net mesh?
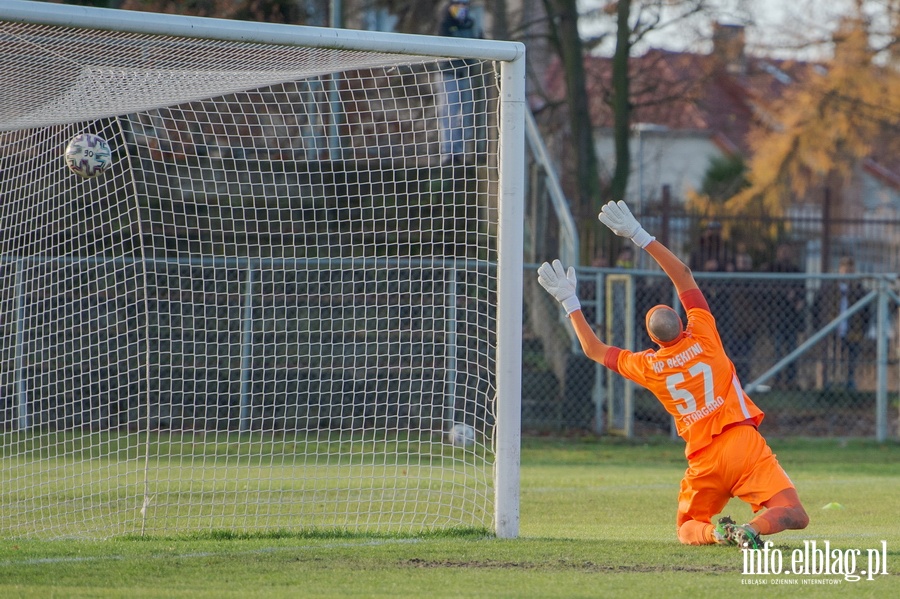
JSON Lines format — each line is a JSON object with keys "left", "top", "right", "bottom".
{"left": 1, "top": 21, "right": 432, "bottom": 130}
{"left": 0, "top": 17, "right": 499, "bottom": 539}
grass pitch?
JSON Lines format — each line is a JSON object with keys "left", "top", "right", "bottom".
{"left": 1, "top": 436, "right": 898, "bottom": 598}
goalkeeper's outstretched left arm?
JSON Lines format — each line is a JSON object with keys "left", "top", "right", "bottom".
{"left": 536, "top": 259, "right": 613, "bottom": 364}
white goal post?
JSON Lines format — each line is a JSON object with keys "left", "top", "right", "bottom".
{"left": 0, "top": 0, "right": 524, "bottom": 539}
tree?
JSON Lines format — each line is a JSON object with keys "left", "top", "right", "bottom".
{"left": 726, "top": 1, "right": 900, "bottom": 218}
{"left": 605, "top": 0, "right": 713, "bottom": 207}
{"left": 542, "top": 0, "right": 606, "bottom": 262}
{"left": 607, "top": 0, "right": 633, "bottom": 208}
{"left": 538, "top": 0, "right": 724, "bottom": 262}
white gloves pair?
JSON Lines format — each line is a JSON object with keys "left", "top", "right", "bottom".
{"left": 537, "top": 201, "right": 655, "bottom": 315}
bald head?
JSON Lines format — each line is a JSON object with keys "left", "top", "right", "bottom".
{"left": 646, "top": 305, "right": 683, "bottom": 346}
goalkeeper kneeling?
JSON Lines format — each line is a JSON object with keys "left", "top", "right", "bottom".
{"left": 537, "top": 200, "right": 809, "bottom": 548}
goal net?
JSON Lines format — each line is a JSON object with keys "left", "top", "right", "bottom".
{"left": 0, "top": 1, "right": 524, "bottom": 539}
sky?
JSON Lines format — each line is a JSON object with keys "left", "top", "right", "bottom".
{"left": 577, "top": 0, "right": 886, "bottom": 61}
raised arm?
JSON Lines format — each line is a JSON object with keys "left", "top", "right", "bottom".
{"left": 567, "top": 307, "right": 612, "bottom": 364}
{"left": 598, "top": 200, "right": 698, "bottom": 295}
{"left": 643, "top": 239, "right": 698, "bottom": 295}
{"left": 536, "top": 260, "right": 613, "bottom": 364}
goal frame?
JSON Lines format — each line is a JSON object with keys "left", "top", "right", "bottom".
{"left": 0, "top": 0, "right": 524, "bottom": 539}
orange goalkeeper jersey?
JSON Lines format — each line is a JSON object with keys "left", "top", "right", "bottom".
{"left": 606, "top": 289, "right": 764, "bottom": 458}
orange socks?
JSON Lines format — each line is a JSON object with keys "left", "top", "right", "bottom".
{"left": 678, "top": 520, "right": 716, "bottom": 545}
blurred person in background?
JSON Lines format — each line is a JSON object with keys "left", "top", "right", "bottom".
{"left": 725, "top": 248, "right": 758, "bottom": 383}
{"left": 813, "top": 256, "right": 871, "bottom": 391}
{"left": 615, "top": 245, "right": 635, "bottom": 268}
{"left": 437, "top": 0, "right": 482, "bottom": 165}
{"left": 767, "top": 244, "right": 806, "bottom": 390}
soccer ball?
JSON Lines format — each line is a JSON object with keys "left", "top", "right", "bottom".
{"left": 448, "top": 423, "right": 476, "bottom": 448}
{"left": 64, "top": 133, "right": 112, "bottom": 179}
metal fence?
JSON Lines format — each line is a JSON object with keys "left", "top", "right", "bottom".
{"left": 637, "top": 209, "right": 900, "bottom": 276}
{"left": 4, "top": 257, "right": 898, "bottom": 442}
{"left": 523, "top": 266, "right": 900, "bottom": 441}
{"left": 0, "top": 256, "right": 497, "bottom": 438}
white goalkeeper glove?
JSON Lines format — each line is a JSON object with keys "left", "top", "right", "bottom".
{"left": 598, "top": 200, "right": 655, "bottom": 248}
{"left": 537, "top": 259, "right": 581, "bottom": 315}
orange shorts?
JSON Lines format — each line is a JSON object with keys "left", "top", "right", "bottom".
{"left": 676, "top": 424, "right": 795, "bottom": 527}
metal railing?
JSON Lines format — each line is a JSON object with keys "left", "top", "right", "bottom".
{"left": 524, "top": 109, "right": 579, "bottom": 268}
{"left": 523, "top": 266, "right": 900, "bottom": 441}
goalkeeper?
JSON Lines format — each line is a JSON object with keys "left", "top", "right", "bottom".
{"left": 537, "top": 200, "right": 809, "bottom": 548}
